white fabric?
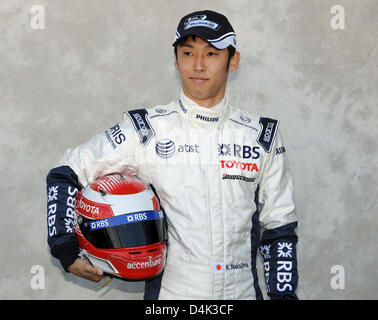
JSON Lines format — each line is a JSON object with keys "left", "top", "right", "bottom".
{"left": 55, "top": 89, "right": 297, "bottom": 299}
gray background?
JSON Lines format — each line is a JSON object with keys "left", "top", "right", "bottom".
{"left": 1, "top": 0, "right": 377, "bottom": 300}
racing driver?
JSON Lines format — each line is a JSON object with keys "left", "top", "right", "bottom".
{"left": 46, "top": 9, "right": 299, "bottom": 300}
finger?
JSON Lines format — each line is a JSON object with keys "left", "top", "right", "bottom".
{"left": 81, "top": 260, "right": 98, "bottom": 273}
{"left": 79, "top": 259, "right": 105, "bottom": 280}
{"left": 89, "top": 266, "right": 104, "bottom": 276}
{"left": 85, "top": 274, "right": 104, "bottom": 282}
{"left": 84, "top": 264, "right": 104, "bottom": 277}
{"left": 89, "top": 274, "right": 105, "bottom": 282}
{"left": 93, "top": 266, "right": 103, "bottom": 276}
{"left": 82, "top": 269, "right": 105, "bottom": 282}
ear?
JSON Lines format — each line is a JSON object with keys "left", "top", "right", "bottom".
{"left": 228, "top": 51, "right": 240, "bottom": 72}
{"left": 174, "top": 57, "right": 179, "bottom": 70}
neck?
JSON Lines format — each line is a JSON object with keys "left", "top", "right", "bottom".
{"left": 182, "top": 86, "right": 226, "bottom": 108}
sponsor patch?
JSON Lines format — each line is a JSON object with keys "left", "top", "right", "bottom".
{"left": 76, "top": 194, "right": 113, "bottom": 219}
{"left": 155, "top": 139, "right": 175, "bottom": 159}
{"left": 126, "top": 109, "right": 155, "bottom": 147}
{"left": 89, "top": 210, "right": 163, "bottom": 230}
{"left": 127, "top": 257, "right": 162, "bottom": 270}
{"left": 178, "top": 144, "right": 199, "bottom": 153}
{"left": 276, "top": 146, "right": 286, "bottom": 155}
{"left": 47, "top": 185, "right": 78, "bottom": 236}
{"left": 105, "top": 123, "right": 126, "bottom": 149}
{"left": 222, "top": 174, "right": 256, "bottom": 183}
{"left": 184, "top": 14, "right": 220, "bottom": 31}
{"left": 195, "top": 113, "right": 219, "bottom": 122}
{"left": 220, "top": 160, "right": 259, "bottom": 172}
{"left": 218, "top": 144, "right": 260, "bottom": 159}
{"left": 257, "top": 117, "right": 279, "bottom": 153}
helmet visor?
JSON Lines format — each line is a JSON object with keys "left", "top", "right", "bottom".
{"left": 77, "top": 210, "right": 167, "bottom": 249}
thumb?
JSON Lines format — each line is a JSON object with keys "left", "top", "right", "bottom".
{"left": 83, "top": 260, "right": 104, "bottom": 276}
{"left": 94, "top": 267, "right": 104, "bottom": 276}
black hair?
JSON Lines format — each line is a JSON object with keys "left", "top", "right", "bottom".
{"left": 174, "top": 35, "right": 236, "bottom": 69}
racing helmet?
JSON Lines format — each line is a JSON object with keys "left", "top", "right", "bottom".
{"left": 74, "top": 173, "right": 167, "bottom": 281}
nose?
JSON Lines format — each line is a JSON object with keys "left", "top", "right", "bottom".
{"left": 193, "top": 54, "right": 205, "bottom": 72}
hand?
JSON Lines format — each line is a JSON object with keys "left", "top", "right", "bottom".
{"left": 68, "top": 257, "right": 105, "bottom": 282}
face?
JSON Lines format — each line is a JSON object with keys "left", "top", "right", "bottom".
{"left": 175, "top": 36, "right": 240, "bottom": 108}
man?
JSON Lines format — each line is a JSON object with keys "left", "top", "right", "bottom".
{"left": 46, "top": 9, "right": 299, "bottom": 300}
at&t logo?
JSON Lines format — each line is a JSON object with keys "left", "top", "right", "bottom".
{"left": 155, "top": 139, "right": 175, "bottom": 159}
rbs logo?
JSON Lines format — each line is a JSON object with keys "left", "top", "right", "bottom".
{"left": 218, "top": 143, "right": 260, "bottom": 159}
{"left": 105, "top": 123, "right": 126, "bottom": 149}
{"left": 127, "top": 212, "right": 148, "bottom": 223}
{"left": 109, "top": 124, "right": 126, "bottom": 145}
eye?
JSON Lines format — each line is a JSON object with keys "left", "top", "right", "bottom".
{"left": 183, "top": 51, "right": 193, "bottom": 56}
{"left": 207, "top": 51, "right": 218, "bottom": 56}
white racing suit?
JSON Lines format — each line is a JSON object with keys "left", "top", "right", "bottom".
{"left": 46, "top": 89, "right": 298, "bottom": 300}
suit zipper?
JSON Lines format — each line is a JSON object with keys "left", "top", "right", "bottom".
{"left": 204, "top": 125, "right": 214, "bottom": 299}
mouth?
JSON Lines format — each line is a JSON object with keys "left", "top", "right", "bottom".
{"left": 190, "top": 77, "right": 209, "bottom": 84}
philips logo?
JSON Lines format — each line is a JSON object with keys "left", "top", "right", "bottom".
{"left": 196, "top": 114, "right": 219, "bottom": 122}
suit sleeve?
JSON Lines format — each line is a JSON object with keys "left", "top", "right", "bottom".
{"left": 257, "top": 119, "right": 299, "bottom": 300}
{"left": 46, "top": 116, "right": 140, "bottom": 271}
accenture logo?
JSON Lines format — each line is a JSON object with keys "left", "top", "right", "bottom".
{"left": 155, "top": 139, "right": 175, "bottom": 159}
{"left": 127, "top": 257, "right": 162, "bottom": 270}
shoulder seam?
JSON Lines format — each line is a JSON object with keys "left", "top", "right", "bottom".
{"left": 149, "top": 110, "right": 179, "bottom": 119}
